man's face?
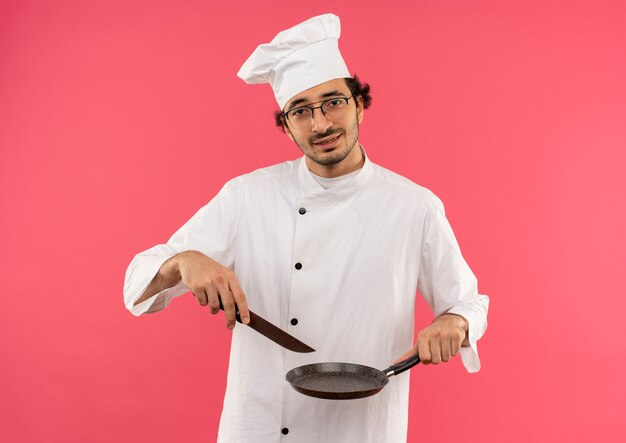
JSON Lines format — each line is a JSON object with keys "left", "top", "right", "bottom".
{"left": 282, "top": 78, "right": 364, "bottom": 168}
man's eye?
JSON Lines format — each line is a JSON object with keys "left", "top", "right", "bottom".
{"left": 327, "top": 99, "right": 343, "bottom": 107}
{"left": 291, "top": 109, "right": 307, "bottom": 117}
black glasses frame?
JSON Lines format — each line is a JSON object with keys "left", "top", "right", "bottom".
{"left": 281, "top": 96, "right": 354, "bottom": 123}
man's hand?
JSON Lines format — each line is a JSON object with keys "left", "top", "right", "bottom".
{"left": 394, "top": 314, "right": 469, "bottom": 365}
{"left": 176, "top": 251, "right": 250, "bottom": 329}
{"left": 143, "top": 250, "right": 249, "bottom": 329}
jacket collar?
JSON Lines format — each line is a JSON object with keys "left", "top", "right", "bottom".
{"left": 297, "top": 144, "right": 374, "bottom": 201}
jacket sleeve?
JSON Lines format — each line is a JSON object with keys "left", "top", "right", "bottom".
{"left": 123, "top": 179, "right": 243, "bottom": 316}
{"left": 416, "top": 193, "right": 489, "bottom": 373}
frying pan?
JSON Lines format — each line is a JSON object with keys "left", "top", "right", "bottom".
{"left": 285, "top": 353, "right": 421, "bottom": 400}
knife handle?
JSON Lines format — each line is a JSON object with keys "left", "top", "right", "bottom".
{"left": 218, "top": 297, "right": 243, "bottom": 323}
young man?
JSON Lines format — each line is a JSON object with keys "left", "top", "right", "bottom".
{"left": 125, "top": 14, "right": 489, "bottom": 443}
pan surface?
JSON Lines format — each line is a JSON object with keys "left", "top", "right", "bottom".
{"left": 286, "top": 362, "right": 389, "bottom": 400}
{"left": 286, "top": 353, "right": 421, "bottom": 400}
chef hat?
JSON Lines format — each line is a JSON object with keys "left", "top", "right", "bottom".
{"left": 237, "top": 13, "right": 351, "bottom": 110}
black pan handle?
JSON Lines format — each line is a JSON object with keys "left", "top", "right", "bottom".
{"left": 218, "top": 297, "right": 242, "bottom": 323}
{"left": 382, "top": 352, "right": 421, "bottom": 378}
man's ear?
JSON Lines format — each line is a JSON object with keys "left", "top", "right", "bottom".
{"left": 356, "top": 96, "right": 364, "bottom": 124}
{"left": 283, "top": 118, "right": 295, "bottom": 142}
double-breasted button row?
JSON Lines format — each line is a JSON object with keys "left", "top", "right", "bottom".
{"left": 295, "top": 209, "right": 304, "bottom": 269}
{"left": 291, "top": 207, "right": 304, "bottom": 369}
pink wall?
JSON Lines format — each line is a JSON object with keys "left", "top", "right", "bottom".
{"left": 1, "top": 1, "right": 625, "bottom": 441}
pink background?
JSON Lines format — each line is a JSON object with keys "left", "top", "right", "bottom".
{"left": 1, "top": 0, "right": 625, "bottom": 441}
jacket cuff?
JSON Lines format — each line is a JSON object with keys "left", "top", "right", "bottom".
{"left": 124, "top": 253, "right": 182, "bottom": 316}
{"left": 129, "top": 280, "right": 188, "bottom": 316}
{"left": 446, "top": 306, "right": 482, "bottom": 373}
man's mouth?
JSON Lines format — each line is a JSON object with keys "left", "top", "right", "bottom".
{"left": 312, "top": 133, "right": 342, "bottom": 148}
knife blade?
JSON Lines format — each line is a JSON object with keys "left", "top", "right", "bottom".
{"left": 219, "top": 300, "right": 315, "bottom": 353}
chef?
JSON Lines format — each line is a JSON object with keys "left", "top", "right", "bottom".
{"left": 124, "top": 13, "right": 489, "bottom": 443}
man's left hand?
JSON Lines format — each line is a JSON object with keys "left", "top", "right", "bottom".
{"left": 393, "top": 314, "right": 469, "bottom": 365}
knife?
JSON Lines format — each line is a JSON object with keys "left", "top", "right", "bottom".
{"left": 219, "top": 299, "right": 315, "bottom": 353}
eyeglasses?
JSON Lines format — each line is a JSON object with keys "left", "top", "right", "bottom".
{"left": 282, "top": 96, "right": 354, "bottom": 130}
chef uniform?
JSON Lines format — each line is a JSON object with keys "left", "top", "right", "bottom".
{"left": 124, "top": 14, "right": 489, "bottom": 443}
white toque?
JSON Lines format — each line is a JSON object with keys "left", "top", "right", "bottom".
{"left": 237, "top": 13, "right": 351, "bottom": 110}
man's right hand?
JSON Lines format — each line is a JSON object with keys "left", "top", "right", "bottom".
{"left": 135, "top": 250, "right": 250, "bottom": 329}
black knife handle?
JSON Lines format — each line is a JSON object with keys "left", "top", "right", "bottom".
{"left": 218, "top": 297, "right": 242, "bottom": 323}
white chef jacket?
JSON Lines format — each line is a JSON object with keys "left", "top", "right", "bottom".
{"left": 124, "top": 152, "right": 489, "bottom": 443}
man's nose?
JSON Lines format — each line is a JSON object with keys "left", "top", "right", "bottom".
{"left": 310, "top": 107, "right": 333, "bottom": 133}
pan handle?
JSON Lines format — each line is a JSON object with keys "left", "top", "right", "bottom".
{"left": 382, "top": 353, "right": 421, "bottom": 377}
